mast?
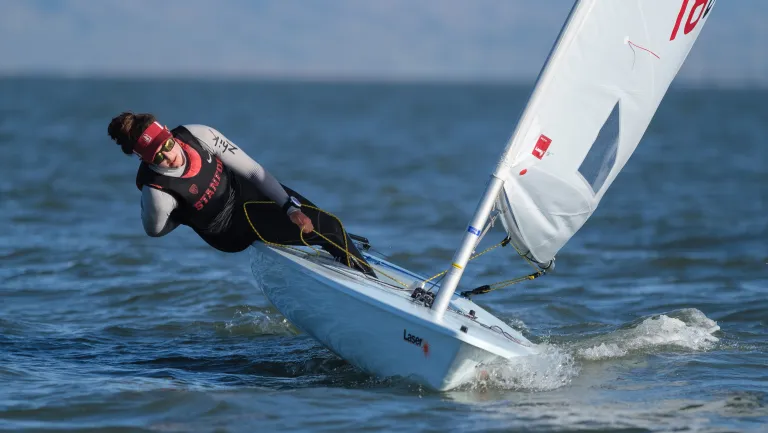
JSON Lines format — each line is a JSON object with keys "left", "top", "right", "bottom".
{"left": 432, "top": 0, "right": 715, "bottom": 322}
{"left": 430, "top": 5, "right": 583, "bottom": 322}
{"left": 431, "top": 176, "right": 505, "bottom": 321}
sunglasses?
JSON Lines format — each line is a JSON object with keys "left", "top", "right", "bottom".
{"left": 152, "top": 138, "right": 176, "bottom": 165}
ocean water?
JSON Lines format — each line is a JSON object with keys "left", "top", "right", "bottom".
{"left": 0, "top": 78, "right": 766, "bottom": 432}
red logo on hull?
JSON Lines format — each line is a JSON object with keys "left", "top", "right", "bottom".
{"left": 532, "top": 134, "right": 551, "bottom": 160}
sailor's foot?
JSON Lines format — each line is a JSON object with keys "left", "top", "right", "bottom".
{"left": 355, "top": 261, "right": 377, "bottom": 279}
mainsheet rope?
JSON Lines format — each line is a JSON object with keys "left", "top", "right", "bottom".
{"left": 243, "top": 201, "right": 546, "bottom": 297}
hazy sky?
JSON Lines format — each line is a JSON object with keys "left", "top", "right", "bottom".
{"left": 1, "top": 0, "right": 765, "bottom": 85}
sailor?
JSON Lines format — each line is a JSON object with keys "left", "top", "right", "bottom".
{"left": 107, "top": 111, "right": 375, "bottom": 277}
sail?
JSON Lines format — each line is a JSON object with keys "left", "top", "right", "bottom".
{"left": 493, "top": 0, "right": 716, "bottom": 264}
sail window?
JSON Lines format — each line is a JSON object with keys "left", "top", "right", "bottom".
{"left": 578, "top": 102, "right": 620, "bottom": 193}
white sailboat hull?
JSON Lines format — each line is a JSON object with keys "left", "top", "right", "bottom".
{"left": 249, "top": 243, "right": 538, "bottom": 391}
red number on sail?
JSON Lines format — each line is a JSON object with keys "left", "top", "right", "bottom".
{"left": 670, "top": 0, "right": 708, "bottom": 41}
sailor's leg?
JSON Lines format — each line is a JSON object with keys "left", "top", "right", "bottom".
{"left": 244, "top": 186, "right": 376, "bottom": 277}
{"left": 281, "top": 187, "right": 376, "bottom": 278}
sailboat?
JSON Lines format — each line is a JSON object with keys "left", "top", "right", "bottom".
{"left": 250, "top": 0, "right": 716, "bottom": 391}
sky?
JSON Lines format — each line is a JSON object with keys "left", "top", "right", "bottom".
{"left": 1, "top": 0, "right": 766, "bottom": 86}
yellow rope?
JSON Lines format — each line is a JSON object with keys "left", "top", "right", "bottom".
{"left": 489, "top": 272, "right": 543, "bottom": 290}
{"left": 243, "top": 201, "right": 410, "bottom": 288}
{"left": 421, "top": 240, "right": 506, "bottom": 284}
{"left": 243, "top": 201, "right": 544, "bottom": 294}
{"left": 511, "top": 243, "right": 543, "bottom": 272}
{"left": 419, "top": 235, "right": 546, "bottom": 294}
{"left": 242, "top": 201, "right": 313, "bottom": 255}
{"left": 474, "top": 238, "right": 546, "bottom": 292}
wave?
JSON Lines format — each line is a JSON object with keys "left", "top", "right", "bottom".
{"left": 459, "top": 308, "right": 719, "bottom": 391}
{"left": 223, "top": 306, "right": 299, "bottom": 336}
{"left": 574, "top": 308, "right": 720, "bottom": 360}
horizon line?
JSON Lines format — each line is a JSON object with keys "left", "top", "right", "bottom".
{"left": 0, "top": 70, "right": 765, "bottom": 90}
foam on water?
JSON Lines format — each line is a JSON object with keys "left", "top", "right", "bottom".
{"left": 575, "top": 308, "right": 720, "bottom": 361}
{"left": 469, "top": 344, "right": 579, "bottom": 391}
{"left": 461, "top": 308, "right": 720, "bottom": 391}
{"left": 224, "top": 307, "right": 298, "bottom": 336}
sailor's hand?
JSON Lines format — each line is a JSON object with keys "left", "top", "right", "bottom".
{"left": 289, "top": 211, "right": 314, "bottom": 234}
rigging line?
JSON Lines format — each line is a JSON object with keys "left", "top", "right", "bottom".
{"left": 459, "top": 270, "right": 544, "bottom": 299}
{"left": 446, "top": 306, "right": 530, "bottom": 346}
{"left": 243, "top": 201, "right": 410, "bottom": 288}
{"left": 421, "top": 239, "right": 506, "bottom": 286}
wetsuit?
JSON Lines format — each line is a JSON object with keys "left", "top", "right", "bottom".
{"left": 137, "top": 124, "right": 374, "bottom": 276}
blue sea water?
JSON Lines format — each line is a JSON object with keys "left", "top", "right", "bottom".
{"left": 0, "top": 78, "right": 766, "bottom": 432}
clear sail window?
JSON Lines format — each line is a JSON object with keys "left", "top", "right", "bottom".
{"left": 578, "top": 102, "right": 620, "bottom": 193}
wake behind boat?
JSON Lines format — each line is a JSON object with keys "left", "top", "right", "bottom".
{"left": 250, "top": 0, "right": 716, "bottom": 391}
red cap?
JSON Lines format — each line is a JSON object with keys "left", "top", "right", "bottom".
{"left": 134, "top": 121, "right": 172, "bottom": 162}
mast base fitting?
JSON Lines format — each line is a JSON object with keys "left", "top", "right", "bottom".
{"left": 410, "top": 287, "right": 435, "bottom": 308}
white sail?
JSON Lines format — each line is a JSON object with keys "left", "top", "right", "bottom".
{"left": 494, "top": 0, "right": 716, "bottom": 264}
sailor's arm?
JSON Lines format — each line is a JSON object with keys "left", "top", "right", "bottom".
{"left": 184, "top": 124, "right": 300, "bottom": 214}
{"left": 141, "top": 187, "right": 180, "bottom": 237}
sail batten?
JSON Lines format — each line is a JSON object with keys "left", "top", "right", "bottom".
{"left": 493, "top": 0, "right": 715, "bottom": 264}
